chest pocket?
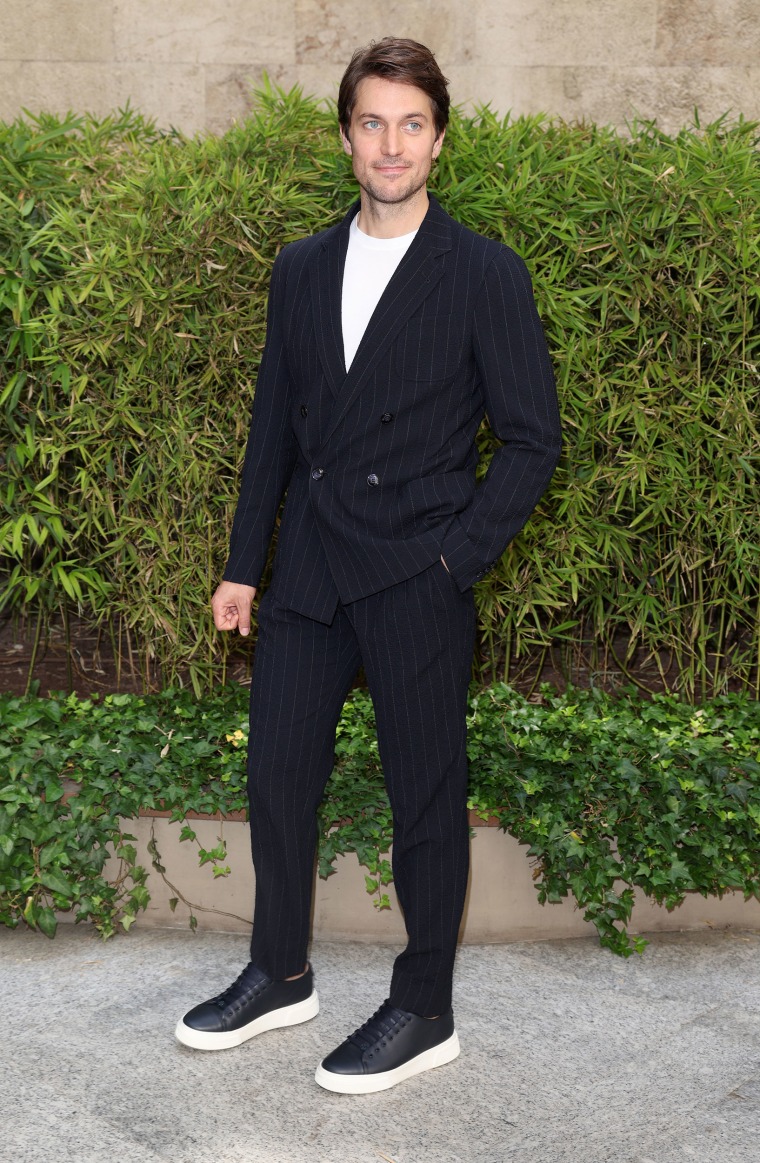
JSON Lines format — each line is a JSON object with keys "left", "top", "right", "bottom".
{"left": 394, "top": 314, "right": 463, "bottom": 381}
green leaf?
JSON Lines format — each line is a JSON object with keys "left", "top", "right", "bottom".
{"left": 36, "top": 907, "right": 58, "bottom": 938}
{"left": 40, "top": 871, "right": 73, "bottom": 897}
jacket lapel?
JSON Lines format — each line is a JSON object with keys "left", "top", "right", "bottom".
{"left": 310, "top": 193, "right": 453, "bottom": 446}
{"left": 309, "top": 206, "right": 354, "bottom": 401}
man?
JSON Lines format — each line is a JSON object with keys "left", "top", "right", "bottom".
{"left": 175, "top": 37, "right": 561, "bottom": 1094}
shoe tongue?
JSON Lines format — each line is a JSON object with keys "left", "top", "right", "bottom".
{"left": 241, "top": 962, "right": 270, "bottom": 984}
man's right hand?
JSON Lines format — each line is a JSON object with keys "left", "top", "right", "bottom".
{"left": 212, "top": 580, "right": 257, "bottom": 637}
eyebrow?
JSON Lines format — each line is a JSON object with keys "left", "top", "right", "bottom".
{"left": 356, "top": 111, "right": 429, "bottom": 120}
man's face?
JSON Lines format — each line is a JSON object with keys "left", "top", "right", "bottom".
{"left": 341, "top": 76, "right": 445, "bottom": 206}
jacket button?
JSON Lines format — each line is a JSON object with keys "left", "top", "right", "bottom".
{"left": 367, "top": 473, "right": 379, "bottom": 486}
{"left": 300, "top": 404, "right": 308, "bottom": 417}
{"left": 311, "top": 467, "right": 324, "bottom": 480}
{"left": 380, "top": 412, "right": 394, "bottom": 423}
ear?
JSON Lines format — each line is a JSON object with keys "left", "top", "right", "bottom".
{"left": 340, "top": 126, "right": 352, "bottom": 155}
{"left": 432, "top": 127, "right": 446, "bottom": 159}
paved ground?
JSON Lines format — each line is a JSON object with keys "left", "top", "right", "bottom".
{"left": 2, "top": 925, "right": 759, "bottom": 1163}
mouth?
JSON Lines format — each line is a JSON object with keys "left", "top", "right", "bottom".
{"left": 374, "top": 165, "right": 411, "bottom": 175}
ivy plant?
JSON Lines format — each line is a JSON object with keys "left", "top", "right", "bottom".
{"left": 1, "top": 682, "right": 758, "bottom": 955}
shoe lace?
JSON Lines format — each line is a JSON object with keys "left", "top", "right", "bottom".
{"left": 212, "top": 962, "right": 268, "bottom": 1009}
{"left": 347, "top": 1000, "right": 412, "bottom": 1053}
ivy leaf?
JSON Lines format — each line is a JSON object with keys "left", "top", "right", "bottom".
{"left": 36, "top": 907, "right": 57, "bottom": 938}
{"left": 40, "top": 870, "right": 73, "bottom": 897}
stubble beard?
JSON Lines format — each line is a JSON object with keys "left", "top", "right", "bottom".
{"left": 357, "top": 161, "right": 432, "bottom": 208}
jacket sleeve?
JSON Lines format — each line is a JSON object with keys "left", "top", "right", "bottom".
{"left": 222, "top": 250, "right": 298, "bottom": 588}
{"left": 440, "top": 245, "right": 562, "bottom": 591}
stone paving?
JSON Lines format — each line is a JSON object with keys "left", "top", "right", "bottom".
{"left": 2, "top": 925, "right": 759, "bottom": 1162}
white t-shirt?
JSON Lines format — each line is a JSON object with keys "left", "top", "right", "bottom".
{"left": 341, "top": 214, "right": 419, "bottom": 371}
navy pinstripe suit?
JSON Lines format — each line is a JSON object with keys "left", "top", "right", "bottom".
{"left": 222, "top": 192, "right": 561, "bottom": 1015}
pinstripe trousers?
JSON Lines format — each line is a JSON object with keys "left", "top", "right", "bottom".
{"left": 245, "top": 554, "right": 477, "bottom": 1017}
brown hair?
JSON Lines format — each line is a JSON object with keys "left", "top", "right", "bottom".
{"left": 338, "top": 37, "right": 450, "bottom": 140}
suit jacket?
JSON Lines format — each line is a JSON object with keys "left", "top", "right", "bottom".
{"left": 222, "top": 192, "right": 562, "bottom": 625}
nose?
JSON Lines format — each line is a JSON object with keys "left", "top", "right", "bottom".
{"left": 381, "top": 125, "right": 402, "bottom": 157}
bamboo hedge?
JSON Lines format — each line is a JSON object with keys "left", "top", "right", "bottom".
{"left": 1, "top": 85, "right": 758, "bottom": 697}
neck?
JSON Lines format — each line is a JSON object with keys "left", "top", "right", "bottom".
{"left": 356, "top": 187, "right": 429, "bottom": 239}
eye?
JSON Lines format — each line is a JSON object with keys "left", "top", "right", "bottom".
{"left": 364, "top": 119, "right": 381, "bottom": 130}
{"left": 405, "top": 121, "right": 423, "bottom": 131}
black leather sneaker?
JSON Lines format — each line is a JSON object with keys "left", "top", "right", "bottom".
{"left": 314, "top": 999, "right": 460, "bottom": 1093}
{"left": 175, "top": 961, "right": 318, "bottom": 1051}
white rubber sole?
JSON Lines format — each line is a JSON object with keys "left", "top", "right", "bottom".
{"left": 174, "top": 989, "right": 319, "bottom": 1051}
{"left": 314, "top": 1029, "right": 460, "bottom": 1094}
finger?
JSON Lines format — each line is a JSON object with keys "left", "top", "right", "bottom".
{"left": 214, "top": 603, "right": 239, "bottom": 631}
{"left": 238, "top": 600, "right": 252, "bottom": 637}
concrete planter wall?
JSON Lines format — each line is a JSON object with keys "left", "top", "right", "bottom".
{"left": 73, "top": 810, "right": 760, "bottom": 944}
